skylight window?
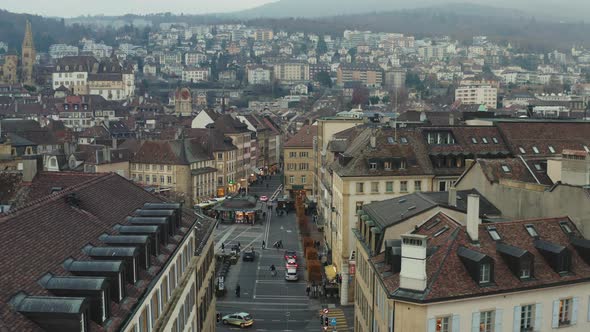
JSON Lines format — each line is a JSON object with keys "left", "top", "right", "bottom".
{"left": 492, "top": 137, "right": 499, "bottom": 144}
{"left": 471, "top": 137, "right": 478, "bottom": 144}
{"left": 534, "top": 164, "right": 542, "bottom": 171}
{"left": 487, "top": 226, "right": 501, "bottom": 241}
{"left": 525, "top": 224, "right": 538, "bottom": 237}
{"left": 482, "top": 137, "right": 489, "bottom": 144}
{"left": 584, "top": 146, "right": 590, "bottom": 153}
{"left": 559, "top": 221, "right": 573, "bottom": 234}
{"left": 398, "top": 199, "right": 407, "bottom": 204}
{"left": 425, "top": 218, "right": 441, "bottom": 230}
{"left": 387, "top": 137, "right": 395, "bottom": 144}
{"left": 548, "top": 146, "right": 556, "bottom": 153}
{"left": 532, "top": 146, "right": 540, "bottom": 154}
{"left": 501, "top": 165, "right": 511, "bottom": 173}
{"left": 519, "top": 147, "right": 526, "bottom": 154}
{"left": 400, "top": 137, "right": 408, "bottom": 143}
{"left": 433, "top": 226, "right": 450, "bottom": 237}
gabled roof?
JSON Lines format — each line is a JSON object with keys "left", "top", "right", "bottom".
{"left": 373, "top": 213, "right": 590, "bottom": 303}
{"left": 476, "top": 158, "right": 553, "bottom": 186}
{"left": 0, "top": 173, "right": 213, "bottom": 331}
{"left": 284, "top": 125, "right": 316, "bottom": 148}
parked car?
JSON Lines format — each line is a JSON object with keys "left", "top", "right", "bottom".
{"left": 284, "top": 250, "right": 297, "bottom": 261}
{"left": 222, "top": 312, "right": 254, "bottom": 328}
{"left": 259, "top": 195, "right": 269, "bottom": 202}
{"left": 285, "top": 268, "right": 299, "bottom": 281}
{"left": 286, "top": 258, "right": 298, "bottom": 269}
{"left": 243, "top": 248, "right": 255, "bottom": 262}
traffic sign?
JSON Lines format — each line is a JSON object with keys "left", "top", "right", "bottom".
{"left": 330, "top": 318, "right": 337, "bottom": 326}
{"left": 323, "top": 308, "right": 329, "bottom": 314}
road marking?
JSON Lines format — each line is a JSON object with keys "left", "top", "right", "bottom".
{"left": 216, "top": 301, "right": 310, "bottom": 307}
{"left": 214, "top": 225, "right": 236, "bottom": 251}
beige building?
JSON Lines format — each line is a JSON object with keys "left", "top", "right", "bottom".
{"left": 130, "top": 139, "right": 217, "bottom": 203}
{"left": 355, "top": 193, "right": 590, "bottom": 332}
{"left": 284, "top": 124, "right": 317, "bottom": 197}
{"left": 455, "top": 85, "right": 497, "bottom": 109}
{"left": 254, "top": 29, "right": 274, "bottom": 41}
{"left": 272, "top": 62, "right": 309, "bottom": 83}
{"left": 0, "top": 53, "right": 18, "bottom": 84}
{"left": 337, "top": 63, "right": 383, "bottom": 87}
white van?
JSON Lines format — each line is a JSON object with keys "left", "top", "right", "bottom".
{"left": 285, "top": 268, "right": 298, "bottom": 281}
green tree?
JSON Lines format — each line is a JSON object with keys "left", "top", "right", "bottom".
{"left": 382, "top": 95, "right": 390, "bottom": 104}
{"left": 315, "top": 71, "right": 332, "bottom": 88}
{"left": 369, "top": 96, "right": 380, "bottom": 105}
{"left": 317, "top": 37, "right": 328, "bottom": 55}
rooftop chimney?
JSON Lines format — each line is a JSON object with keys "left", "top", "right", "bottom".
{"left": 467, "top": 194, "right": 481, "bottom": 242}
{"left": 370, "top": 136, "right": 376, "bottom": 148}
{"left": 399, "top": 234, "right": 428, "bottom": 292}
{"left": 448, "top": 186, "right": 457, "bottom": 207}
{"left": 449, "top": 113, "right": 455, "bottom": 126}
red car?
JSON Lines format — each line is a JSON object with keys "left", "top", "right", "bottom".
{"left": 260, "top": 195, "right": 269, "bottom": 202}
{"left": 284, "top": 250, "right": 297, "bottom": 261}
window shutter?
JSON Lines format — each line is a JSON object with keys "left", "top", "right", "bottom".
{"left": 495, "top": 309, "right": 503, "bottom": 332}
{"left": 427, "top": 318, "right": 435, "bottom": 332}
{"left": 572, "top": 297, "right": 579, "bottom": 325}
{"left": 452, "top": 314, "right": 460, "bottom": 332}
{"left": 534, "top": 303, "right": 542, "bottom": 332}
{"left": 472, "top": 312, "right": 481, "bottom": 332}
{"left": 512, "top": 306, "right": 521, "bottom": 332}
{"left": 552, "top": 300, "right": 560, "bottom": 328}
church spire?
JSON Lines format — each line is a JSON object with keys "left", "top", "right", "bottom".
{"left": 21, "top": 19, "right": 36, "bottom": 85}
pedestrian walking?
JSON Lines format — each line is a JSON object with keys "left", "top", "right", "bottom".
{"left": 238, "top": 242, "right": 241, "bottom": 250}
{"left": 262, "top": 240, "right": 266, "bottom": 250}
{"left": 306, "top": 284, "right": 311, "bottom": 297}
{"left": 235, "top": 284, "right": 241, "bottom": 297}
{"left": 221, "top": 243, "right": 225, "bottom": 251}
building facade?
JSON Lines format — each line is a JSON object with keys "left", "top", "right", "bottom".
{"left": 284, "top": 125, "right": 317, "bottom": 198}
{"left": 455, "top": 85, "right": 498, "bottom": 109}
{"left": 337, "top": 63, "right": 383, "bottom": 87}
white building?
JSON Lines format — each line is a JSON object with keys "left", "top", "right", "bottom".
{"left": 49, "top": 44, "right": 79, "bottom": 60}
{"left": 185, "top": 52, "right": 208, "bottom": 66}
{"left": 182, "top": 67, "right": 209, "bottom": 82}
{"left": 455, "top": 85, "right": 498, "bottom": 109}
{"left": 247, "top": 66, "right": 272, "bottom": 85}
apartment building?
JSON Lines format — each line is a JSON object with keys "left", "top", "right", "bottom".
{"left": 0, "top": 172, "right": 217, "bottom": 332}
{"left": 284, "top": 124, "right": 317, "bottom": 198}
{"left": 272, "top": 62, "right": 310, "bottom": 83}
{"left": 254, "top": 29, "right": 274, "bottom": 41}
{"left": 337, "top": 63, "right": 383, "bottom": 87}
{"left": 455, "top": 85, "right": 498, "bottom": 109}
{"left": 354, "top": 193, "right": 590, "bottom": 332}
{"left": 182, "top": 67, "right": 210, "bottom": 83}
{"left": 130, "top": 139, "right": 217, "bottom": 203}
{"left": 247, "top": 65, "right": 273, "bottom": 85}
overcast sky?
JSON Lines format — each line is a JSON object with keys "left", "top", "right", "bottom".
{"left": 2, "top": 0, "right": 276, "bottom": 17}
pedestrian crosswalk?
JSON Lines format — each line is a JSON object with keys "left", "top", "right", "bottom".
{"left": 318, "top": 308, "right": 349, "bottom": 331}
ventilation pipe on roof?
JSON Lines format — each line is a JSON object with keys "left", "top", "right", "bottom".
{"left": 448, "top": 186, "right": 457, "bottom": 207}
{"left": 399, "top": 234, "right": 428, "bottom": 292}
{"left": 467, "top": 194, "right": 481, "bottom": 243}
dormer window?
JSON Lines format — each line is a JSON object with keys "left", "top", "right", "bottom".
{"left": 548, "top": 146, "right": 556, "bottom": 153}
{"left": 369, "top": 162, "right": 377, "bottom": 170}
{"left": 519, "top": 147, "right": 526, "bottom": 154}
{"left": 532, "top": 146, "right": 539, "bottom": 154}
{"left": 479, "top": 263, "right": 491, "bottom": 283}
{"left": 482, "top": 137, "right": 488, "bottom": 144}
{"left": 384, "top": 162, "right": 391, "bottom": 170}
{"left": 520, "top": 263, "right": 531, "bottom": 279}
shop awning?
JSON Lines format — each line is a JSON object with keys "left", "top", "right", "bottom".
{"left": 324, "top": 264, "right": 337, "bottom": 281}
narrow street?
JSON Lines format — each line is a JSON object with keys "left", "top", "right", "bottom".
{"left": 213, "top": 175, "right": 329, "bottom": 331}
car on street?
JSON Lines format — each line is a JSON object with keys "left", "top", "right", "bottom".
{"left": 242, "top": 248, "right": 255, "bottom": 261}
{"left": 222, "top": 312, "right": 254, "bottom": 328}
{"left": 259, "top": 195, "right": 269, "bottom": 202}
{"left": 284, "top": 250, "right": 297, "bottom": 261}
{"left": 285, "top": 267, "right": 299, "bottom": 281}
{"left": 286, "top": 258, "right": 298, "bottom": 269}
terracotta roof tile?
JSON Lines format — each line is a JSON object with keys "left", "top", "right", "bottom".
{"left": 284, "top": 125, "right": 317, "bottom": 148}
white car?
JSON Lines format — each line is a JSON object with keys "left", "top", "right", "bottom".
{"left": 285, "top": 268, "right": 298, "bottom": 281}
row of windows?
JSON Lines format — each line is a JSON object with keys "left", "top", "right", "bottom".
{"left": 288, "top": 151, "right": 310, "bottom": 158}
{"left": 429, "top": 297, "right": 581, "bottom": 332}
{"left": 132, "top": 174, "right": 173, "bottom": 184}
{"left": 356, "top": 180, "right": 422, "bottom": 194}
{"left": 286, "top": 163, "right": 309, "bottom": 170}
{"left": 132, "top": 164, "right": 173, "bottom": 172}
{"left": 288, "top": 175, "right": 307, "bottom": 184}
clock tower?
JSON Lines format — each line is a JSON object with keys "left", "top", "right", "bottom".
{"left": 174, "top": 87, "right": 192, "bottom": 116}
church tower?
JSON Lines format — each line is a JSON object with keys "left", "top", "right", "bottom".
{"left": 21, "top": 20, "right": 36, "bottom": 85}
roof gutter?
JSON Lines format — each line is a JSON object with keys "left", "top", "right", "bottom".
{"left": 518, "top": 155, "right": 541, "bottom": 185}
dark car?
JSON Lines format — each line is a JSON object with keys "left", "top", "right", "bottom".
{"left": 243, "top": 248, "right": 256, "bottom": 261}
{"left": 284, "top": 250, "right": 297, "bottom": 261}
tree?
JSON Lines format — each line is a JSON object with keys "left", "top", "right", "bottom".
{"left": 348, "top": 47, "right": 357, "bottom": 62}
{"left": 382, "top": 95, "right": 390, "bottom": 104}
{"left": 317, "top": 37, "right": 328, "bottom": 55}
{"left": 351, "top": 87, "right": 369, "bottom": 105}
{"left": 369, "top": 96, "right": 380, "bottom": 105}
{"left": 315, "top": 71, "right": 332, "bottom": 88}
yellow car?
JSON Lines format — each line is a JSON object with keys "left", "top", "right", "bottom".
{"left": 222, "top": 312, "right": 254, "bottom": 328}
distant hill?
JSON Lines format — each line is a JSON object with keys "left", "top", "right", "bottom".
{"left": 0, "top": 9, "right": 93, "bottom": 52}
{"left": 235, "top": 0, "right": 590, "bottom": 21}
